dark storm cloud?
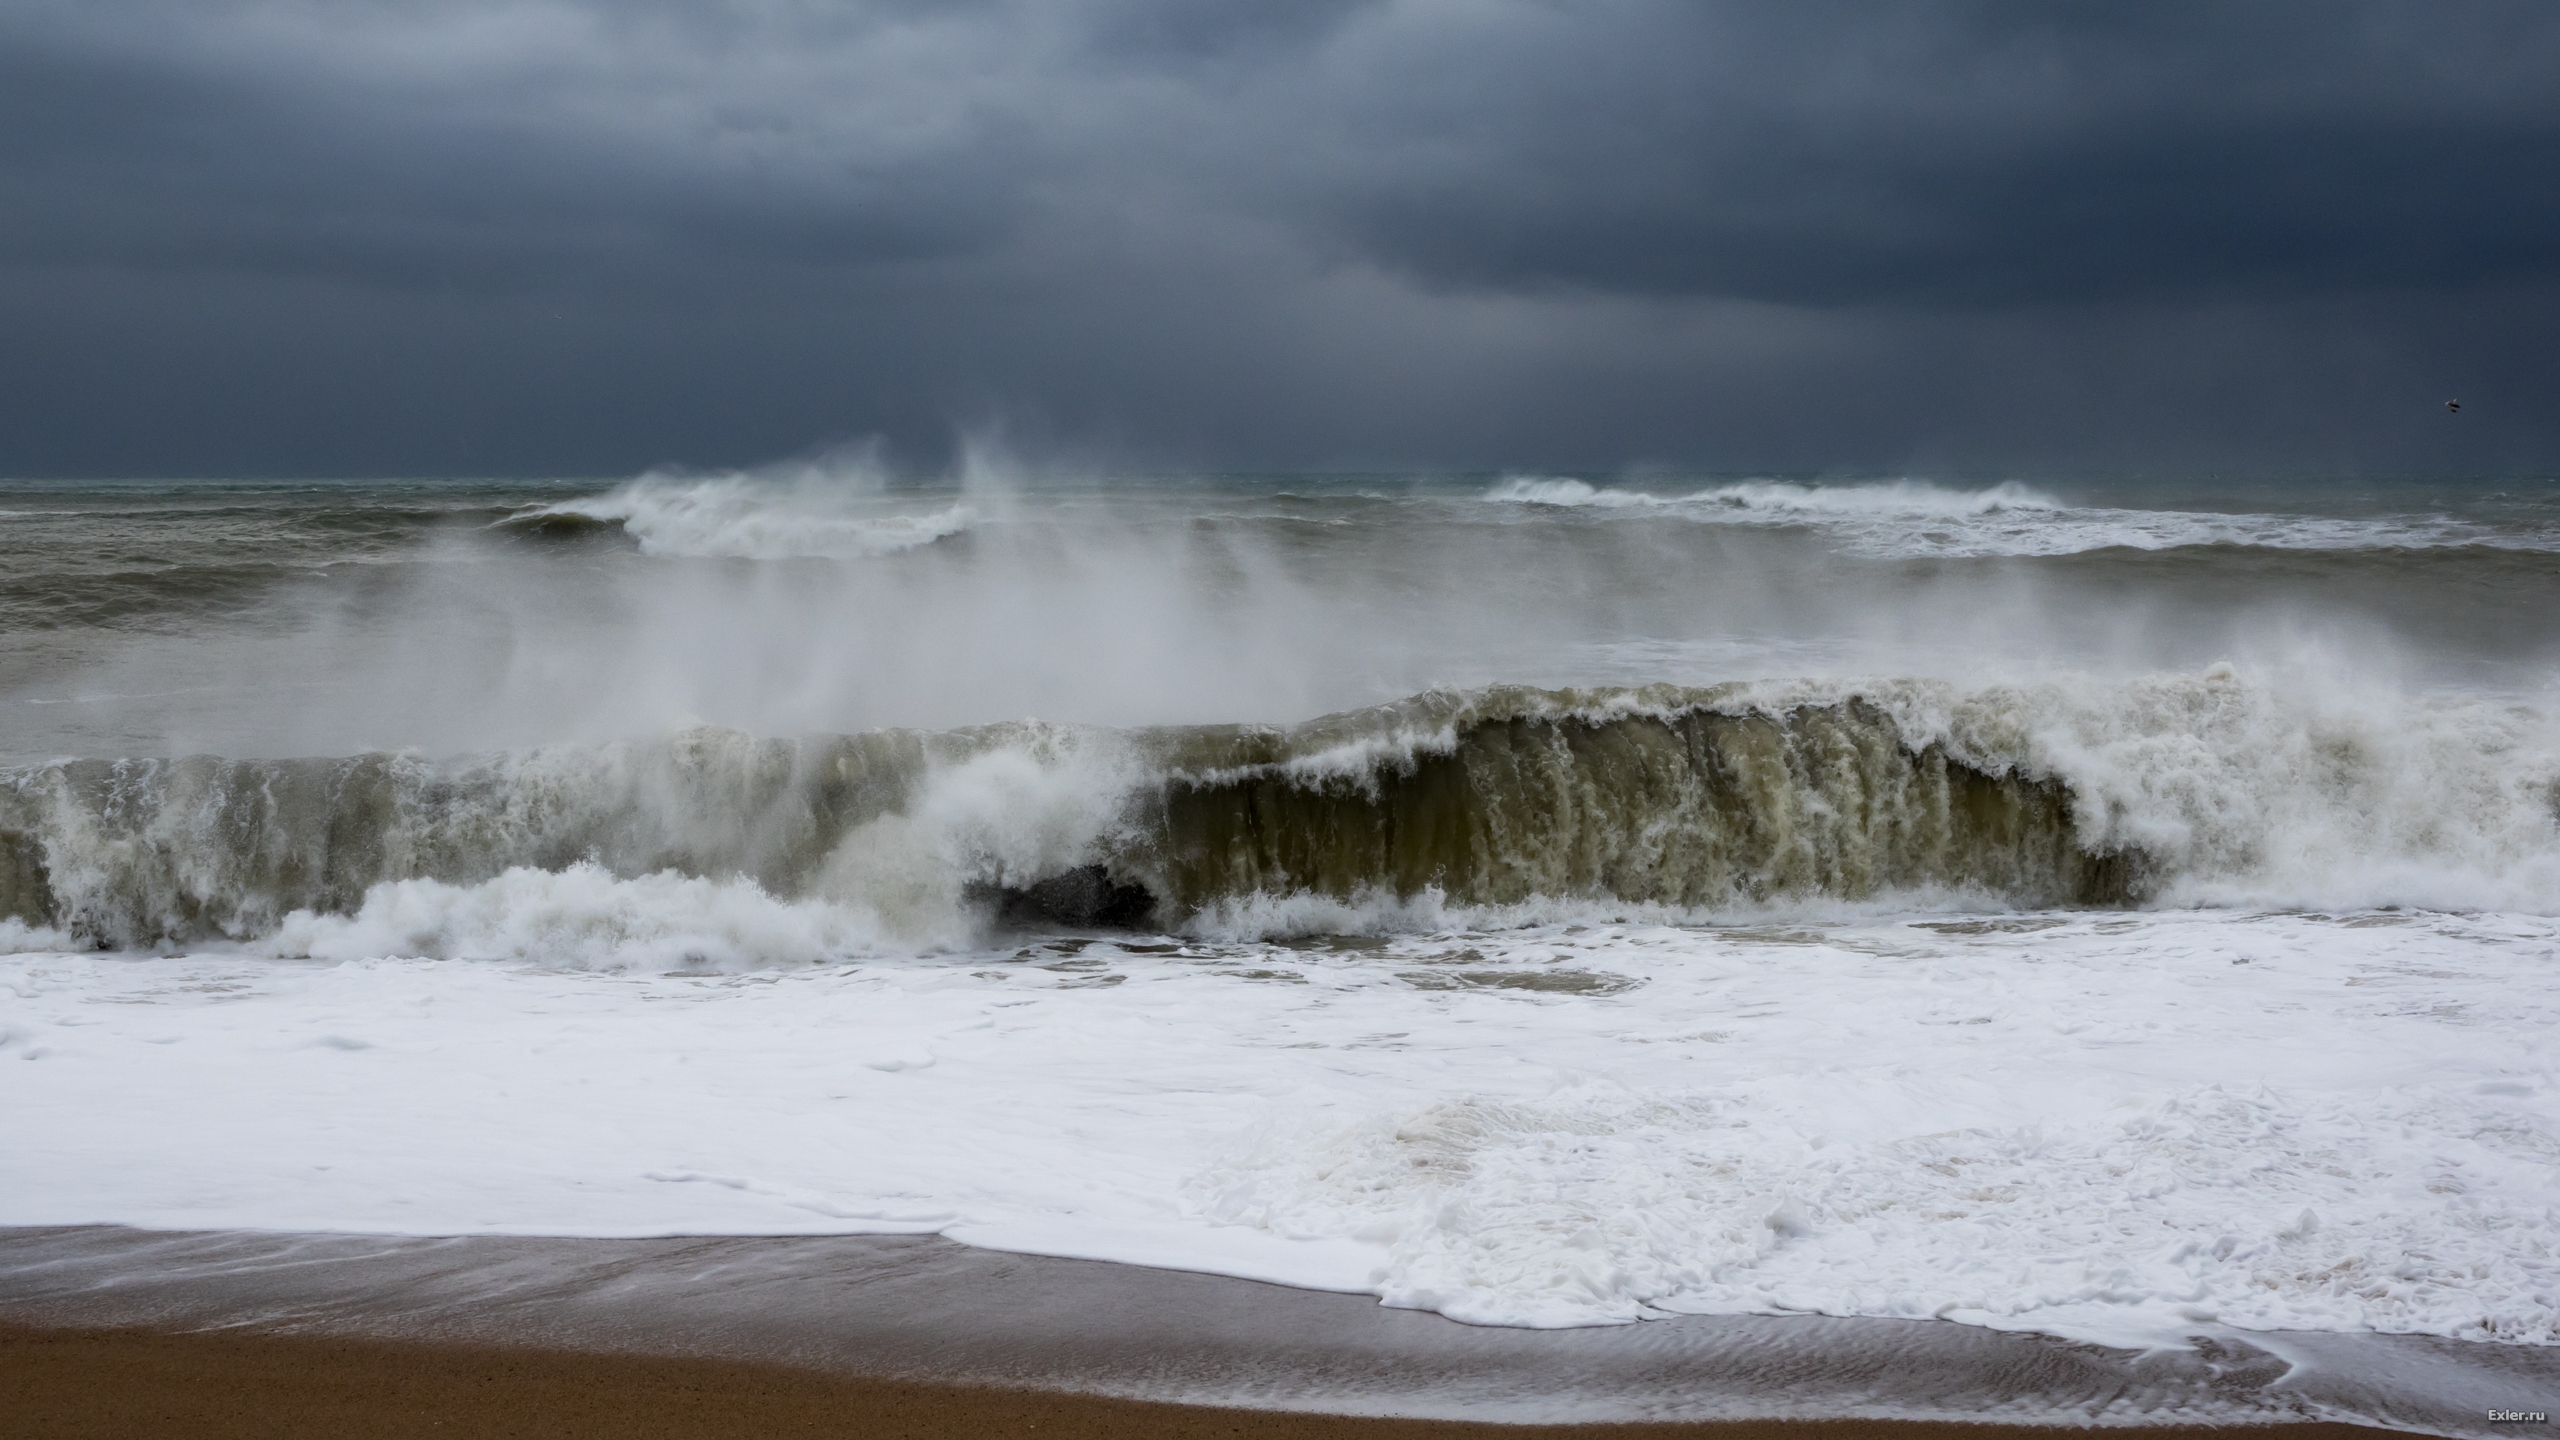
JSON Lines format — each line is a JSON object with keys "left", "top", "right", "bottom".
{"left": 0, "top": 5, "right": 1036, "bottom": 289}
{"left": 2, "top": 0, "right": 2556, "bottom": 474}
{"left": 1295, "top": 4, "right": 2560, "bottom": 305}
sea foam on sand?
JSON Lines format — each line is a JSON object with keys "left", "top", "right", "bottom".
{"left": 4, "top": 906, "right": 2554, "bottom": 1351}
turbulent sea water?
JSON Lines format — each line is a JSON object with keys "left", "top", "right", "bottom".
{"left": 3, "top": 467, "right": 2558, "bottom": 1352}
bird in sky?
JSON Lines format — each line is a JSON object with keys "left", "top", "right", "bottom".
{"left": 2446, "top": 399, "right": 2462, "bottom": 414}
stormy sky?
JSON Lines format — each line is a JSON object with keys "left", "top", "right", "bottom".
{"left": 3, "top": 1, "right": 2556, "bottom": 478}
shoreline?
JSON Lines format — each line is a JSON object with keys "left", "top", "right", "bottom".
{"left": 0, "top": 1321, "right": 2409, "bottom": 1440}
{"left": 5, "top": 1227, "right": 2551, "bottom": 1437}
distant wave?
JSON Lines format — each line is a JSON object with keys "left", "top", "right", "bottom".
{"left": 1482, "top": 477, "right": 2557, "bottom": 558}
{"left": 1481, "top": 477, "right": 1678, "bottom": 509}
{"left": 503, "top": 475, "right": 974, "bottom": 559}
{"left": 491, "top": 509, "right": 626, "bottom": 542}
{"left": 6, "top": 670, "right": 2554, "bottom": 957}
{"left": 1484, "top": 476, "right": 2062, "bottom": 516}
{"left": 1701, "top": 479, "right": 2065, "bottom": 516}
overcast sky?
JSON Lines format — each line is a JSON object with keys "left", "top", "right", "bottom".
{"left": 4, "top": 0, "right": 2556, "bottom": 478}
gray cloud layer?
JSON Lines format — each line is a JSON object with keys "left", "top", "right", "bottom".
{"left": 3, "top": 0, "right": 2556, "bottom": 476}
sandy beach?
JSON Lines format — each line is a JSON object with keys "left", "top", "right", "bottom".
{"left": 5, "top": 1227, "right": 2548, "bottom": 1438}
{"left": 4, "top": 1322, "right": 2419, "bottom": 1440}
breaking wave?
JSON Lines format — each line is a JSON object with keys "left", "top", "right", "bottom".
{"left": 504, "top": 474, "right": 974, "bottom": 559}
{"left": 1480, "top": 477, "right": 2560, "bottom": 558}
{"left": 1483, "top": 477, "right": 2061, "bottom": 517}
{"left": 4, "top": 669, "right": 2555, "bottom": 960}
{"left": 266, "top": 863, "right": 889, "bottom": 970}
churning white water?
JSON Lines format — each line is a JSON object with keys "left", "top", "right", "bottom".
{"left": 3, "top": 466, "right": 2557, "bottom": 1353}
{"left": 6, "top": 909, "right": 2556, "bottom": 1348}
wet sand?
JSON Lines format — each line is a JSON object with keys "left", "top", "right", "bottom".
{"left": 3, "top": 1227, "right": 2549, "bottom": 1438}
{"left": 0, "top": 1323, "right": 2406, "bottom": 1440}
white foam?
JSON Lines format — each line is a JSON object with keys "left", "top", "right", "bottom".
{"left": 1480, "top": 477, "right": 2556, "bottom": 558}
{"left": 811, "top": 729, "right": 1142, "bottom": 936}
{"left": 6, "top": 909, "right": 2555, "bottom": 1349}
{"left": 262, "top": 863, "right": 898, "bottom": 970}
{"left": 0, "top": 917, "right": 77, "bottom": 955}
{"left": 1481, "top": 478, "right": 2066, "bottom": 536}
{"left": 1787, "top": 666, "right": 2560, "bottom": 915}
{"left": 1200, "top": 912, "right": 2560, "bottom": 1345}
{"left": 242, "top": 731, "right": 1150, "bottom": 964}
{"left": 522, "top": 470, "right": 974, "bottom": 559}
{"left": 1689, "top": 479, "right": 2065, "bottom": 518}
{"left": 1481, "top": 476, "right": 1673, "bottom": 508}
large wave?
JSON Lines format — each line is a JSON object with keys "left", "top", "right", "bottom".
{"left": 6, "top": 669, "right": 2554, "bottom": 960}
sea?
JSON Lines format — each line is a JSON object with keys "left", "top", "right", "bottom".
{"left": 3, "top": 465, "right": 2557, "bottom": 1368}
